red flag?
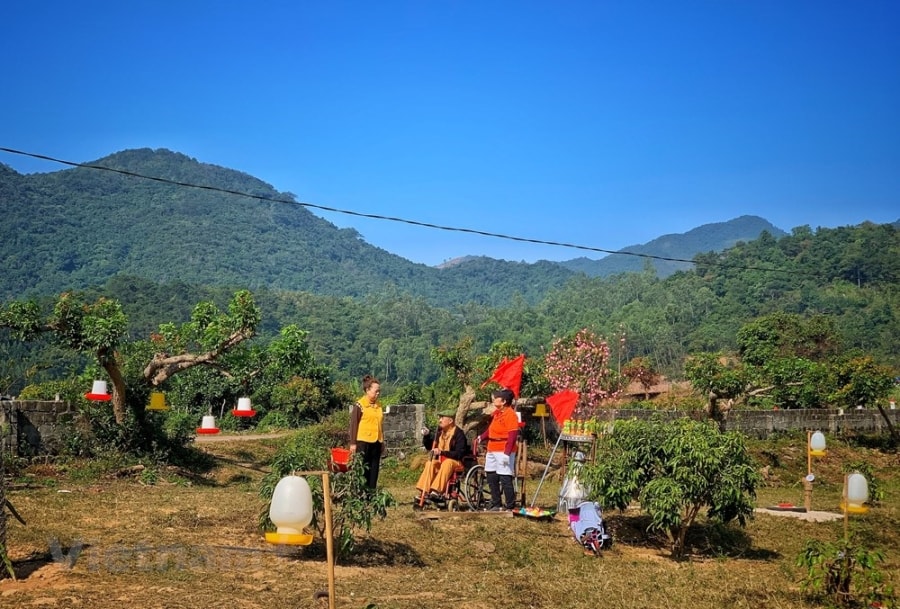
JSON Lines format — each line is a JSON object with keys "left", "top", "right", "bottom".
{"left": 481, "top": 354, "right": 525, "bottom": 398}
{"left": 546, "top": 390, "right": 579, "bottom": 424}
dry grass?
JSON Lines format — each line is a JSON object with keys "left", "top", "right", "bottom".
{"left": 2, "top": 433, "right": 898, "bottom": 609}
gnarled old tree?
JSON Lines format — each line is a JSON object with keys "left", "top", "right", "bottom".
{"left": 0, "top": 289, "right": 260, "bottom": 425}
{"left": 431, "top": 338, "right": 546, "bottom": 435}
{"left": 431, "top": 338, "right": 479, "bottom": 432}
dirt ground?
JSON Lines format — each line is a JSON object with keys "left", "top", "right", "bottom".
{"left": 2, "top": 435, "right": 898, "bottom": 609}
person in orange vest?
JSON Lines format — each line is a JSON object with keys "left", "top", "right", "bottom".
{"left": 416, "top": 408, "right": 468, "bottom": 501}
{"left": 477, "top": 388, "right": 519, "bottom": 511}
{"left": 349, "top": 375, "right": 385, "bottom": 490}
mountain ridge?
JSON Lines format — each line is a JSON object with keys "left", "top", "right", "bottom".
{"left": 556, "top": 215, "right": 787, "bottom": 277}
{"left": 1, "top": 147, "right": 888, "bottom": 305}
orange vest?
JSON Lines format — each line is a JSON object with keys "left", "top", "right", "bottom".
{"left": 486, "top": 407, "right": 519, "bottom": 452}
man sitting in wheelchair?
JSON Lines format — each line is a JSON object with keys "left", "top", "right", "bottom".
{"left": 416, "top": 408, "right": 469, "bottom": 502}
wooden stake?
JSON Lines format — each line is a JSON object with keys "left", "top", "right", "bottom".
{"left": 804, "top": 430, "right": 812, "bottom": 512}
{"left": 322, "top": 471, "right": 336, "bottom": 609}
{"left": 843, "top": 474, "right": 849, "bottom": 542}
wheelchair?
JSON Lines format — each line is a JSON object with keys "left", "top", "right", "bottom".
{"left": 415, "top": 440, "right": 524, "bottom": 511}
{"left": 414, "top": 450, "right": 481, "bottom": 512}
{"left": 461, "top": 440, "right": 525, "bottom": 511}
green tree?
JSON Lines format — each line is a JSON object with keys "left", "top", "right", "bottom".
{"left": 582, "top": 418, "right": 759, "bottom": 558}
{"left": 2, "top": 290, "right": 260, "bottom": 426}
{"left": 737, "top": 312, "right": 840, "bottom": 366}
{"left": 754, "top": 356, "right": 831, "bottom": 409}
{"left": 830, "top": 355, "right": 895, "bottom": 409}
{"left": 683, "top": 352, "right": 748, "bottom": 419}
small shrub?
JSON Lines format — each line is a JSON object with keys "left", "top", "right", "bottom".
{"left": 797, "top": 538, "right": 895, "bottom": 607}
{"left": 259, "top": 424, "right": 394, "bottom": 557}
{"left": 583, "top": 417, "right": 759, "bottom": 559}
{"left": 255, "top": 410, "right": 293, "bottom": 431}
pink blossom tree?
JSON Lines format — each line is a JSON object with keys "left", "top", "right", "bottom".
{"left": 544, "top": 328, "right": 625, "bottom": 416}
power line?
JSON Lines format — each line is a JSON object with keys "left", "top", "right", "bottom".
{"left": 1, "top": 146, "right": 795, "bottom": 275}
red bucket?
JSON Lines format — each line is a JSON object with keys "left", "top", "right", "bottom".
{"left": 331, "top": 447, "right": 351, "bottom": 472}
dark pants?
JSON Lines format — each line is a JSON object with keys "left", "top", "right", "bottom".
{"left": 356, "top": 440, "right": 382, "bottom": 490}
{"left": 486, "top": 471, "right": 516, "bottom": 509}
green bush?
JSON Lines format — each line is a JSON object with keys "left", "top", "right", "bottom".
{"left": 797, "top": 538, "right": 895, "bottom": 607}
{"left": 258, "top": 423, "right": 394, "bottom": 557}
{"left": 583, "top": 417, "right": 759, "bottom": 558}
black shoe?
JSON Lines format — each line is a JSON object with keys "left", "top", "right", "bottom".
{"left": 429, "top": 491, "right": 444, "bottom": 502}
{"left": 488, "top": 505, "right": 503, "bottom": 512}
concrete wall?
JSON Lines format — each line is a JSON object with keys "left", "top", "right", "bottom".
{"left": 550, "top": 406, "right": 900, "bottom": 439}
{"left": 1, "top": 400, "right": 75, "bottom": 457}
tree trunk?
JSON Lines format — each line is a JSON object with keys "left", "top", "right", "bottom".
{"left": 875, "top": 403, "right": 898, "bottom": 448}
{"left": 104, "top": 359, "right": 128, "bottom": 425}
{"left": 706, "top": 391, "right": 727, "bottom": 431}
{"left": 455, "top": 385, "right": 477, "bottom": 430}
{"left": 0, "top": 458, "right": 10, "bottom": 579}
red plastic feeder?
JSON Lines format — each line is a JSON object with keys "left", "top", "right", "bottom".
{"left": 231, "top": 397, "right": 257, "bottom": 417}
{"left": 331, "top": 447, "right": 351, "bottom": 472}
{"left": 85, "top": 380, "right": 112, "bottom": 401}
{"left": 196, "top": 415, "right": 220, "bottom": 435}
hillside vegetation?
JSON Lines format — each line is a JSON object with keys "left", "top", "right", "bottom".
{"left": 1, "top": 149, "right": 898, "bottom": 391}
{"left": 0, "top": 150, "right": 576, "bottom": 308}
{"left": 2, "top": 149, "right": 786, "bottom": 306}
{"left": 558, "top": 214, "right": 786, "bottom": 277}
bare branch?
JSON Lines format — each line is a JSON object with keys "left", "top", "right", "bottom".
{"left": 143, "top": 329, "right": 253, "bottom": 386}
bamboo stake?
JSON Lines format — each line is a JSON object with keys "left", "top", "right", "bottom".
{"left": 322, "top": 471, "right": 336, "bottom": 609}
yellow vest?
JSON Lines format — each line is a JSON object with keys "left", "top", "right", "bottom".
{"left": 356, "top": 396, "right": 384, "bottom": 443}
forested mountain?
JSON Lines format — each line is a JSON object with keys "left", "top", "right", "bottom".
{"left": 557, "top": 215, "right": 787, "bottom": 277}
{"left": 0, "top": 149, "right": 576, "bottom": 308}
{"left": 38, "top": 220, "right": 892, "bottom": 391}
{"left": 3, "top": 148, "right": 789, "bottom": 306}
{"left": 1, "top": 148, "right": 897, "bottom": 394}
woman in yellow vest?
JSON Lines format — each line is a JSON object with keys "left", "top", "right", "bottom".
{"left": 349, "top": 375, "right": 385, "bottom": 490}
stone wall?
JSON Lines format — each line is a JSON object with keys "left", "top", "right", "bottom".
{"left": 720, "top": 407, "right": 899, "bottom": 438}
{"left": 383, "top": 403, "right": 425, "bottom": 448}
{"left": 2, "top": 399, "right": 896, "bottom": 458}
{"left": 1, "top": 400, "right": 75, "bottom": 457}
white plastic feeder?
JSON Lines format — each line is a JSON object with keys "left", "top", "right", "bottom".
{"left": 808, "top": 431, "right": 826, "bottom": 457}
{"left": 844, "top": 472, "right": 869, "bottom": 514}
{"left": 231, "top": 396, "right": 257, "bottom": 417}
{"left": 266, "top": 475, "right": 314, "bottom": 545}
{"left": 196, "top": 415, "right": 220, "bottom": 435}
{"left": 85, "top": 380, "right": 112, "bottom": 401}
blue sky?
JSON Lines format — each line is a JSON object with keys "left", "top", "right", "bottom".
{"left": 2, "top": 1, "right": 898, "bottom": 266}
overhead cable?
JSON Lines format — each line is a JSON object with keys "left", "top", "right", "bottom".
{"left": 0, "top": 146, "right": 795, "bottom": 275}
